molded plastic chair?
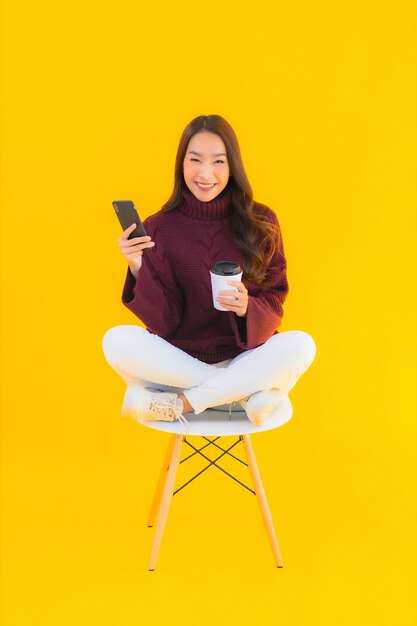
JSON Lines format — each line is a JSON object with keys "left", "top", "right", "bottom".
{"left": 137, "top": 396, "right": 293, "bottom": 570}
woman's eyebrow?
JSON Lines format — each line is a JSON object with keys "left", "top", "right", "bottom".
{"left": 188, "top": 150, "right": 227, "bottom": 157}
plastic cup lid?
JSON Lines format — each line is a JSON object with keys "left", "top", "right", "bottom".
{"left": 211, "top": 261, "right": 242, "bottom": 276}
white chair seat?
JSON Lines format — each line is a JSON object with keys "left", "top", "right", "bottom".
{"left": 137, "top": 394, "right": 293, "bottom": 436}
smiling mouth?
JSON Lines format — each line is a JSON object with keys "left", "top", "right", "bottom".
{"left": 195, "top": 182, "right": 217, "bottom": 190}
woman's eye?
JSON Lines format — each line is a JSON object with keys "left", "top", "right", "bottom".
{"left": 190, "top": 159, "right": 225, "bottom": 164}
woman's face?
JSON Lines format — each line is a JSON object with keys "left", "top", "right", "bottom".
{"left": 183, "top": 131, "right": 231, "bottom": 202}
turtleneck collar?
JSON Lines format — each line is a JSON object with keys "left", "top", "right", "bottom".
{"left": 180, "top": 184, "right": 232, "bottom": 220}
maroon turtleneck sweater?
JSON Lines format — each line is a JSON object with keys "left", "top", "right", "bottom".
{"left": 122, "top": 185, "right": 289, "bottom": 364}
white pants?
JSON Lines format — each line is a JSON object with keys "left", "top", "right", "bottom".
{"left": 102, "top": 325, "right": 316, "bottom": 416}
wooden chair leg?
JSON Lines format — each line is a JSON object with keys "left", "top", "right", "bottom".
{"left": 242, "top": 434, "right": 284, "bottom": 567}
{"left": 147, "top": 434, "right": 177, "bottom": 527}
{"left": 148, "top": 434, "right": 183, "bottom": 571}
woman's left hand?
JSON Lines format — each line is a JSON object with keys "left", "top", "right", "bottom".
{"left": 216, "top": 281, "right": 249, "bottom": 317}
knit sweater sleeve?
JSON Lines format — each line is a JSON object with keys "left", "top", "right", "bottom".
{"left": 229, "top": 206, "right": 289, "bottom": 349}
{"left": 121, "top": 213, "right": 184, "bottom": 337}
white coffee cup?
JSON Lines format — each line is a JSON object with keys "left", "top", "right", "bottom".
{"left": 210, "top": 261, "right": 243, "bottom": 311}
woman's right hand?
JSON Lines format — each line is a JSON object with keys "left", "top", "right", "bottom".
{"left": 118, "top": 223, "right": 155, "bottom": 279}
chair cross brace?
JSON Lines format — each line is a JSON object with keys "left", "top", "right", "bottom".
{"left": 147, "top": 432, "right": 284, "bottom": 569}
{"left": 173, "top": 435, "right": 256, "bottom": 496}
{"left": 182, "top": 435, "right": 249, "bottom": 467}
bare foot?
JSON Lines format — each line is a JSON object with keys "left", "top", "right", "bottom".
{"left": 178, "top": 393, "right": 194, "bottom": 414}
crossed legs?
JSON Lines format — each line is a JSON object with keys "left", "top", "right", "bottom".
{"left": 102, "top": 325, "right": 316, "bottom": 425}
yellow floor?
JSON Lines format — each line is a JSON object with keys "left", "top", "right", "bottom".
{"left": 1, "top": 409, "right": 415, "bottom": 626}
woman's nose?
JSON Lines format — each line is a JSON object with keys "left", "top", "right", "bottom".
{"left": 198, "top": 162, "right": 214, "bottom": 176}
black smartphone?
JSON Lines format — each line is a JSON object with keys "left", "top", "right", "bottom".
{"left": 112, "top": 200, "right": 148, "bottom": 241}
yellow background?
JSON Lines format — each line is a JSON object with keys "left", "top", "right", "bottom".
{"left": 1, "top": 1, "right": 416, "bottom": 625}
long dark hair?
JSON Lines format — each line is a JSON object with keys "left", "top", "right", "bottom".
{"left": 160, "top": 115, "right": 282, "bottom": 288}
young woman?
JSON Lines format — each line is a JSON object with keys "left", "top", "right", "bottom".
{"left": 102, "top": 115, "right": 316, "bottom": 427}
